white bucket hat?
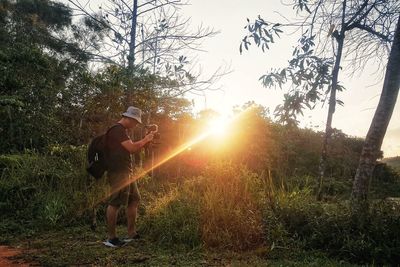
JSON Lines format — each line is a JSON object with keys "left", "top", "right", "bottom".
{"left": 122, "top": 106, "right": 142, "bottom": 124}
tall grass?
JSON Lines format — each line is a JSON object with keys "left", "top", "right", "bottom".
{"left": 2, "top": 150, "right": 400, "bottom": 264}
{"left": 0, "top": 146, "right": 108, "bottom": 227}
{"left": 139, "top": 186, "right": 201, "bottom": 248}
{"left": 139, "top": 162, "right": 266, "bottom": 251}
{"left": 199, "top": 162, "right": 264, "bottom": 250}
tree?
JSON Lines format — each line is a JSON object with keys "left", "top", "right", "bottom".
{"left": 67, "top": 0, "right": 223, "bottom": 99}
{"left": 240, "top": 0, "right": 399, "bottom": 197}
{"left": 352, "top": 15, "right": 400, "bottom": 208}
{"left": 0, "top": 0, "right": 103, "bottom": 152}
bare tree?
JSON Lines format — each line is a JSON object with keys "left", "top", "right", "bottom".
{"left": 66, "top": 0, "right": 224, "bottom": 98}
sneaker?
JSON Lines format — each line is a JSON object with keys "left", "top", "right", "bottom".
{"left": 122, "top": 233, "right": 141, "bottom": 243}
{"left": 103, "top": 237, "right": 126, "bottom": 248}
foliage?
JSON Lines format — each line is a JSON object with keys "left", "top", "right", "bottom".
{"left": 241, "top": 17, "right": 333, "bottom": 126}
{"left": 383, "top": 156, "right": 400, "bottom": 173}
{"left": 240, "top": 1, "right": 400, "bottom": 126}
{"left": 0, "top": 147, "right": 108, "bottom": 227}
{"left": 0, "top": 0, "right": 101, "bottom": 152}
{"left": 2, "top": 1, "right": 399, "bottom": 266}
{"left": 369, "top": 162, "right": 400, "bottom": 198}
{"left": 1, "top": 147, "right": 400, "bottom": 264}
{"left": 0, "top": 0, "right": 194, "bottom": 152}
{"left": 240, "top": 16, "right": 283, "bottom": 53}
{"left": 139, "top": 186, "right": 201, "bottom": 248}
{"left": 0, "top": 105, "right": 369, "bottom": 233}
{"left": 60, "top": 65, "right": 190, "bottom": 144}
{"left": 198, "top": 162, "right": 264, "bottom": 250}
{"left": 147, "top": 102, "right": 366, "bottom": 192}
{"left": 140, "top": 162, "right": 265, "bottom": 251}
{"left": 68, "top": 0, "right": 219, "bottom": 98}
{"left": 267, "top": 190, "right": 400, "bottom": 265}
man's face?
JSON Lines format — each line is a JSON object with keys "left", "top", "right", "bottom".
{"left": 127, "top": 118, "right": 139, "bottom": 129}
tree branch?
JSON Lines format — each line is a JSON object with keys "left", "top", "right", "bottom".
{"left": 67, "top": 0, "right": 130, "bottom": 45}
{"left": 345, "top": 0, "right": 369, "bottom": 27}
{"left": 352, "top": 22, "right": 392, "bottom": 42}
{"left": 137, "top": 0, "right": 182, "bottom": 16}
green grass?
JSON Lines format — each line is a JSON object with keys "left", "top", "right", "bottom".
{"left": 2, "top": 153, "right": 398, "bottom": 266}
{"left": 3, "top": 225, "right": 359, "bottom": 267}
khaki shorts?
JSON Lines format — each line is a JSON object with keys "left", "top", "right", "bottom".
{"left": 107, "top": 171, "right": 141, "bottom": 207}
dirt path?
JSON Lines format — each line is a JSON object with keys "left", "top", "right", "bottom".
{"left": 0, "top": 245, "right": 31, "bottom": 266}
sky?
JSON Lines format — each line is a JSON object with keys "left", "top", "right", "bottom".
{"left": 63, "top": 0, "right": 399, "bottom": 157}
{"left": 178, "top": 0, "right": 400, "bottom": 157}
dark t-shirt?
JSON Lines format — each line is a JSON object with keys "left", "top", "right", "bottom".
{"left": 106, "top": 124, "right": 131, "bottom": 174}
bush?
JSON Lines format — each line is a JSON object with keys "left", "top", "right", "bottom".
{"left": 198, "top": 162, "right": 264, "bottom": 251}
{"left": 0, "top": 147, "right": 108, "bottom": 228}
{"left": 140, "top": 162, "right": 265, "bottom": 251}
{"left": 267, "top": 189, "right": 400, "bottom": 265}
{"left": 2, "top": 149, "right": 399, "bottom": 265}
{"left": 140, "top": 186, "right": 201, "bottom": 248}
{"left": 370, "top": 163, "right": 400, "bottom": 198}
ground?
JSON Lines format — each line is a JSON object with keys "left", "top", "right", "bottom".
{"left": 0, "top": 246, "right": 31, "bottom": 266}
{"left": 0, "top": 225, "right": 360, "bottom": 266}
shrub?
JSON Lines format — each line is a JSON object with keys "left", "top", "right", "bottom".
{"left": 140, "top": 162, "right": 265, "bottom": 251}
{"left": 268, "top": 189, "right": 400, "bottom": 265}
{"left": 199, "top": 162, "right": 264, "bottom": 251}
{"left": 139, "top": 186, "right": 201, "bottom": 248}
{"left": 370, "top": 163, "right": 400, "bottom": 198}
{"left": 0, "top": 147, "right": 107, "bottom": 228}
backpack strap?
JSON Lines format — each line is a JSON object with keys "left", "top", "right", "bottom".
{"left": 104, "top": 123, "right": 122, "bottom": 141}
{"left": 104, "top": 123, "right": 126, "bottom": 150}
{"left": 105, "top": 123, "right": 122, "bottom": 136}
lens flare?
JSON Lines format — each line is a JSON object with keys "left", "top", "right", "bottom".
{"left": 208, "top": 116, "right": 230, "bottom": 136}
{"left": 88, "top": 106, "right": 254, "bottom": 210}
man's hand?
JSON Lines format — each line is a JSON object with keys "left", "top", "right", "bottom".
{"left": 144, "top": 131, "right": 156, "bottom": 143}
{"left": 121, "top": 131, "right": 156, "bottom": 153}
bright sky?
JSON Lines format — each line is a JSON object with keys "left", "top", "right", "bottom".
{"left": 63, "top": 0, "right": 399, "bottom": 157}
{"left": 180, "top": 0, "right": 400, "bottom": 157}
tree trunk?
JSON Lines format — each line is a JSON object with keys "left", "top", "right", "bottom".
{"left": 128, "top": 0, "right": 138, "bottom": 70}
{"left": 351, "top": 16, "right": 400, "bottom": 207}
{"left": 317, "top": 0, "right": 347, "bottom": 199}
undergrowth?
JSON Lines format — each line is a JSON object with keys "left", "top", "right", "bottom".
{"left": 1, "top": 149, "right": 400, "bottom": 265}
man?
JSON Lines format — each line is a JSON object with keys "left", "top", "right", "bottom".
{"left": 103, "top": 106, "right": 154, "bottom": 248}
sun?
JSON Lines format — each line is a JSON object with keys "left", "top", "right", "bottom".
{"left": 207, "top": 116, "right": 230, "bottom": 136}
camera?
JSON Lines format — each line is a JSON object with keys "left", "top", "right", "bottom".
{"left": 145, "top": 124, "right": 160, "bottom": 140}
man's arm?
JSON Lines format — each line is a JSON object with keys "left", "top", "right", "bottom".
{"left": 121, "top": 132, "right": 154, "bottom": 153}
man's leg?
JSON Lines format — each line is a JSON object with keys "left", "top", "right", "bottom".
{"left": 127, "top": 181, "right": 141, "bottom": 237}
{"left": 105, "top": 172, "right": 127, "bottom": 246}
{"left": 126, "top": 200, "right": 139, "bottom": 237}
{"left": 107, "top": 204, "right": 119, "bottom": 239}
